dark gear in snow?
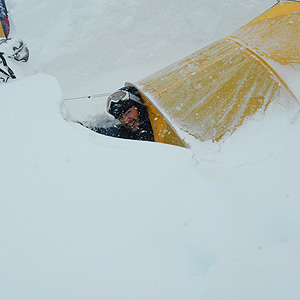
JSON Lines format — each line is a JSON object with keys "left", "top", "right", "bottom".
{"left": 0, "top": 38, "right": 30, "bottom": 83}
{"left": 9, "top": 39, "right": 29, "bottom": 62}
{"left": 0, "top": 51, "right": 16, "bottom": 82}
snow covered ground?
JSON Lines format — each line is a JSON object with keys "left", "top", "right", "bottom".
{"left": 1, "top": 1, "right": 300, "bottom": 299}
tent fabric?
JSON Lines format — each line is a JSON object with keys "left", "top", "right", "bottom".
{"left": 0, "top": 0, "right": 9, "bottom": 39}
{"left": 230, "top": 1, "right": 300, "bottom": 65}
{"left": 128, "top": 1, "right": 300, "bottom": 147}
{"left": 137, "top": 90, "right": 187, "bottom": 147}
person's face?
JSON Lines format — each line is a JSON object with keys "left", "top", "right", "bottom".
{"left": 118, "top": 106, "right": 139, "bottom": 132}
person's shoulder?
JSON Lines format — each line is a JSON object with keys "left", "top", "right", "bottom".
{"left": 76, "top": 121, "right": 121, "bottom": 137}
{"left": 94, "top": 124, "right": 124, "bottom": 137}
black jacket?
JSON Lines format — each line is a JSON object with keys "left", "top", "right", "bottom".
{"left": 87, "top": 104, "right": 154, "bottom": 142}
{"left": 92, "top": 123, "right": 154, "bottom": 141}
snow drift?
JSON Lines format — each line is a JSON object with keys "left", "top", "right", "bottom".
{"left": 1, "top": 1, "right": 300, "bottom": 300}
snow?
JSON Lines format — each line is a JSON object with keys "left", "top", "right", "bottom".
{"left": 1, "top": 0, "right": 300, "bottom": 299}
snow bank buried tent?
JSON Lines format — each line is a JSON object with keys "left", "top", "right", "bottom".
{"left": 129, "top": 1, "right": 300, "bottom": 147}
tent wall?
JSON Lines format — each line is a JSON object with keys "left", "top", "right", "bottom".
{"left": 132, "top": 1, "right": 299, "bottom": 145}
{"left": 230, "top": 1, "right": 300, "bottom": 65}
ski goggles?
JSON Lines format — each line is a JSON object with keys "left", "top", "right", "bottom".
{"left": 107, "top": 90, "right": 143, "bottom": 117}
{"left": 107, "top": 90, "right": 141, "bottom": 108}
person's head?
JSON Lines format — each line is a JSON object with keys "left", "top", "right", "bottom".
{"left": 117, "top": 105, "right": 139, "bottom": 131}
{"left": 107, "top": 87, "right": 144, "bottom": 132}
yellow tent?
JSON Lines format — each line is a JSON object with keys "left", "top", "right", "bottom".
{"left": 128, "top": 1, "right": 300, "bottom": 148}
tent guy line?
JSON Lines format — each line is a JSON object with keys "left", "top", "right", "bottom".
{"left": 64, "top": 93, "right": 111, "bottom": 101}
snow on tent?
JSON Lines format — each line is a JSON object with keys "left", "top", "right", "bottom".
{"left": 126, "top": 0, "right": 300, "bottom": 148}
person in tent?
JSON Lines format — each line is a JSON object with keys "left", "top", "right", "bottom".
{"left": 86, "top": 86, "right": 155, "bottom": 142}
